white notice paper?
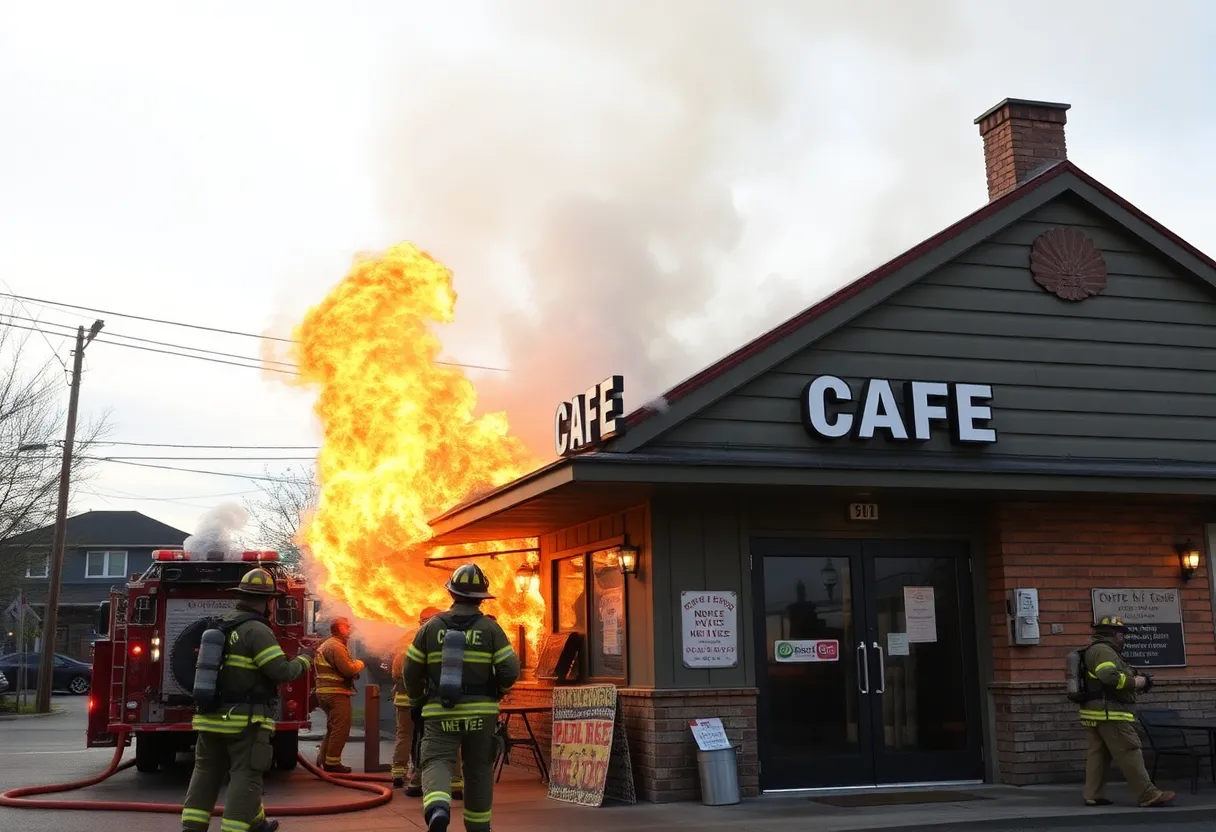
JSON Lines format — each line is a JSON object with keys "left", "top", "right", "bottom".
{"left": 887, "top": 632, "right": 910, "bottom": 656}
{"left": 688, "top": 718, "right": 733, "bottom": 752}
{"left": 904, "top": 586, "right": 938, "bottom": 644}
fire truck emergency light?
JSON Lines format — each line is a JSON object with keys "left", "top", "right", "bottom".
{"left": 241, "top": 550, "right": 280, "bottom": 562}
{"left": 153, "top": 549, "right": 190, "bottom": 561}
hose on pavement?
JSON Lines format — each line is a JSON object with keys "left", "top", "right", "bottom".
{"left": 0, "top": 728, "right": 394, "bottom": 816}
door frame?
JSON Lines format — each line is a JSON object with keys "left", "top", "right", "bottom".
{"left": 752, "top": 535, "right": 986, "bottom": 791}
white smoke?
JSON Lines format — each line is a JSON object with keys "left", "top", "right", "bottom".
{"left": 375, "top": 0, "right": 973, "bottom": 458}
{"left": 183, "top": 502, "right": 250, "bottom": 561}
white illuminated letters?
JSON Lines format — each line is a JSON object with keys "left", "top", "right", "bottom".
{"left": 951, "top": 383, "right": 997, "bottom": 444}
{"left": 800, "top": 375, "right": 853, "bottom": 438}
{"left": 800, "top": 375, "right": 996, "bottom": 446}
{"left": 554, "top": 375, "right": 626, "bottom": 457}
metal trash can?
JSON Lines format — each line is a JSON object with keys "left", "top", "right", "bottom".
{"left": 696, "top": 744, "right": 741, "bottom": 806}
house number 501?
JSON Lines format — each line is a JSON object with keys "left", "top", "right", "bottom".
{"left": 849, "top": 503, "right": 879, "bottom": 521}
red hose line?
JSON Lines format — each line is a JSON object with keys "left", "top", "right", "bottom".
{"left": 0, "top": 729, "right": 393, "bottom": 816}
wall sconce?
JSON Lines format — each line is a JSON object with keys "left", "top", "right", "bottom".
{"left": 1176, "top": 541, "right": 1202, "bottom": 582}
{"left": 617, "top": 541, "right": 640, "bottom": 577}
{"left": 514, "top": 559, "right": 540, "bottom": 594}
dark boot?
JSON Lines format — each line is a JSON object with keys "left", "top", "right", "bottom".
{"left": 392, "top": 776, "right": 405, "bottom": 788}
{"left": 252, "top": 820, "right": 280, "bottom": 832}
{"left": 323, "top": 763, "right": 353, "bottom": 774}
{"left": 425, "top": 806, "right": 450, "bottom": 832}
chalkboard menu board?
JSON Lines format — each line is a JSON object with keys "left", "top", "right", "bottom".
{"left": 1091, "top": 587, "right": 1186, "bottom": 668}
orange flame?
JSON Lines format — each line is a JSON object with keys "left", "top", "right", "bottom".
{"left": 285, "top": 243, "right": 545, "bottom": 657}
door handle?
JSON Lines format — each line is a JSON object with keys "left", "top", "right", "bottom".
{"left": 857, "top": 641, "right": 869, "bottom": 694}
{"left": 873, "top": 642, "right": 886, "bottom": 694}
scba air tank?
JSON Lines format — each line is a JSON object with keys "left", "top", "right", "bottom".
{"left": 1065, "top": 649, "right": 1083, "bottom": 701}
{"left": 193, "top": 627, "right": 226, "bottom": 708}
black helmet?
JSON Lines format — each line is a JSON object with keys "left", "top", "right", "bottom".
{"left": 445, "top": 563, "right": 494, "bottom": 600}
{"left": 226, "top": 567, "right": 281, "bottom": 597}
{"left": 1093, "top": 616, "right": 1129, "bottom": 633}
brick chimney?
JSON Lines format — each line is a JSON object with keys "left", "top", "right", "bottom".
{"left": 975, "top": 98, "right": 1070, "bottom": 201}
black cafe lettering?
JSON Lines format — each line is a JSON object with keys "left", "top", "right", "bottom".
{"left": 554, "top": 375, "right": 626, "bottom": 457}
{"left": 1090, "top": 587, "right": 1186, "bottom": 669}
{"left": 800, "top": 375, "right": 997, "bottom": 445}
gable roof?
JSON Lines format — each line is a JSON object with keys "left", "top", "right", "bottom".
{"left": 0, "top": 510, "right": 189, "bottom": 548}
{"left": 427, "top": 159, "right": 1216, "bottom": 541}
{"left": 612, "top": 159, "right": 1216, "bottom": 452}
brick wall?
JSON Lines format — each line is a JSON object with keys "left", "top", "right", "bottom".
{"left": 986, "top": 500, "right": 1214, "bottom": 784}
{"left": 975, "top": 98, "right": 1069, "bottom": 201}
{"left": 500, "top": 683, "right": 759, "bottom": 803}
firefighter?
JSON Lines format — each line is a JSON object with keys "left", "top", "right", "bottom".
{"left": 314, "top": 616, "right": 366, "bottom": 773}
{"left": 404, "top": 563, "right": 520, "bottom": 832}
{"left": 391, "top": 605, "right": 464, "bottom": 797}
{"left": 1080, "top": 616, "right": 1175, "bottom": 808}
{"left": 180, "top": 567, "right": 312, "bottom": 832}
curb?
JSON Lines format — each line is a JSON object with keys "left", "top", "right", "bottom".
{"left": 894, "top": 803, "right": 1215, "bottom": 831}
{"left": 0, "top": 706, "right": 66, "bottom": 721}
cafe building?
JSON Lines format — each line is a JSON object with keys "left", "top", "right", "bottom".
{"left": 429, "top": 98, "right": 1216, "bottom": 802}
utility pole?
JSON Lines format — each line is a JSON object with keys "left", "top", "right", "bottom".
{"left": 35, "top": 320, "right": 103, "bottom": 714}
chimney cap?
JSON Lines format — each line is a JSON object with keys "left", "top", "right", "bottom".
{"left": 974, "top": 98, "right": 1071, "bottom": 126}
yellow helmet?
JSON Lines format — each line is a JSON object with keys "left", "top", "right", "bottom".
{"left": 445, "top": 563, "right": 494, "bottom": 600}
{"left": 227, "top": 567, "right": 281, "bottom": 597}
{"left": 1093, "top": 616, "right": 1128, "bottom": 633}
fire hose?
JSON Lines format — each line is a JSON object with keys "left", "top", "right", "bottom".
{"left": 0, "top": 727, "right": 394, "bottom": 816}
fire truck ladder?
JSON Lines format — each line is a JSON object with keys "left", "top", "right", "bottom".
{"left": 109, "top": 592, "right": 128, "bottom": 727}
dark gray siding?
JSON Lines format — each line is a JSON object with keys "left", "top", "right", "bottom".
{"left": 650, "top": 494, "right": 752, "bottom": 689}
{"left": 655, "top": 194, "right": 1216, "bottom": 463}
{"left": 17, "top": 547, "right": 157, "bottom": 606}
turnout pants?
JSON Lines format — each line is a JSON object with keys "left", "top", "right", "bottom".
{"left": 181, "top": 726, "right": 273, "bottom": 832}
{"left": 1084, "top": 722, "right": 1162, "bottom": 804}
{"left": 420, "top": 716, "right": 497, "bottom": 831}
{"left": 317, "top": 693, "right": 352, "bottom": 768}
{"left": 392, "top": 706, "right": 413, "bottom": 781}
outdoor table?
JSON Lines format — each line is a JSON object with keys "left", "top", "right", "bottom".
{"left": 496, "top": 704, "right": 551, "bottom": 783}
{"left": 1162, "top": 718, "right": 1216, "bottom": 784}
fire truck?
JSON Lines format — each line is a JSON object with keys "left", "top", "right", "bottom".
{"left": 86, "top": 548, "right": 320, "bottom": 773}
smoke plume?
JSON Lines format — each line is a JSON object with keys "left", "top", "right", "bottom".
{"left": 184, "top": 501, "right": 250, "bottom": 561}
{"left": 376, "top": 0, "right": 973, "bottom": 457}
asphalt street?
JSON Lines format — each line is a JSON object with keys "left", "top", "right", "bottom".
{"left": 4, "top": 698, "right": 1214, "bottom": 832}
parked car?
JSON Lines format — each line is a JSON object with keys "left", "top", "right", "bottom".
{"left": 0, "top": 652, "right": 92, "bottom": 694}
{"left": 0, "top": 669, "right": 9, "bottom": 695}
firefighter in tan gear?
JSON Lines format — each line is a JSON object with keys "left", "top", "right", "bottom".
{"left": 1080, "top": 616, "right": 1175, "bottom": 808}
{"left": 314, "top": 616, "right": 365, "bottom": 773}
{"left": 180, "top": 567, "right": 312, "bottom": 832}
{"left": 391, "top": 605, "right": 465, "bottom": 798}
{"left": 404, "top": 563, "right": 520, "bottom": 832}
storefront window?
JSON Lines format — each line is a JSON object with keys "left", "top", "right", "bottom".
{"left": 553, "top": 548, "right": 628, "bottom": 681}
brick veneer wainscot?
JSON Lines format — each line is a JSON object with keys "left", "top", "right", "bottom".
{"left": 986, "top": 500, "right": 1214, "bottom": 785}
{"left": 501, "top": 683, "right": 759, "bottom": 802}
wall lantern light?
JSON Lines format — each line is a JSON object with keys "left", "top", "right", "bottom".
{"left": 1176, "top": 540, "right": 1202, "bottom": 583}
{"left": 617, "top": 541, "right": 640, "bottom": 577}
{"left": 513, "top": 558, "right": 540, "bottom": 594}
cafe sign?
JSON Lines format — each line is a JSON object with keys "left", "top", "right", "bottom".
{"left": 800, "top": 375, "right": 997, "bottom": 445}
{"left": 1091, "top": 587, "right": 1186, "bottom": 668}
{"left": 555, "top": 375, "right": 625, "bottom": 457}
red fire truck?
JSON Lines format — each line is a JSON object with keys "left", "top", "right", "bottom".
{"left": 86, "top": 548, "right": 319, "bottom": 773}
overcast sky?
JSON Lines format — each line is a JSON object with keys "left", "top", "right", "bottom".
{"left": 0, "top": 1, "right": 1212, "bottom": 540}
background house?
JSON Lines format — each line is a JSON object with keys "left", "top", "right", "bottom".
{"left": 1, "top": 510, "right": 188, "bottom": 659}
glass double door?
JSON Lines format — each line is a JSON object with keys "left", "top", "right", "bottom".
{"left": 753, "top": 538, "right": 983, "bottom": 790}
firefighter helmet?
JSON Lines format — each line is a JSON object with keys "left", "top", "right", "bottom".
{"left": 227, "top": 567, "right": 281, "bottom": 597}
{"left": 445, "top": 563, "right": 494, "bottom": 600}
{"left": 1094, "top": 616, "right": 1129, "bottom": 633}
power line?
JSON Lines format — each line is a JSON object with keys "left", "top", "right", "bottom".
{"left": 92, "top": 441, "right": 320, "bottom": 450}
{"left": 89, "top": 485, "right": 264, "bottom": 501}
{"left": 0, "top": 291, "right": 297, "bottom": 343}
{"left": 103, "top": 455, "right": 316, "bottom": 461}
{"left": 0, "top": 283, "right": 70, "bottom": 371}
{"left": 84, "top": 456, "right": 312, "bottom": 483}
{"left": 1, "top": 292, "right": 511, "bottom": 372}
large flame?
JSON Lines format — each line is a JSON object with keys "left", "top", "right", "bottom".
{"left": 285, "top": 243, "right": 545, "bottom": 657}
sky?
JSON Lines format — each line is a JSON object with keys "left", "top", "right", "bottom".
{"left": 0, "top": 1, "right": 1213, "bottom": 541}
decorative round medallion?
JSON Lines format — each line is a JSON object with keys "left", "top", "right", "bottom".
{"left": 1029, "top": 227, "right": 1108, "bottom": 301}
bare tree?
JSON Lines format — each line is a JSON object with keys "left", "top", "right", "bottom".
{"left": 0, "top": 317, "right": 110, "bottom": 594}
{"left": 243, "top": 465, "right": 318, "bottom": 566}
